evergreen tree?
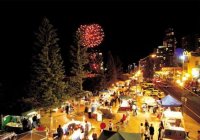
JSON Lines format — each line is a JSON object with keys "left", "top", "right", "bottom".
{"left": 143, "top": 58, "right": 154, "bottom": 81}
{"left": 68, "top": 34, "right": 90, "bottom": 115}
{"left": 69, "top": 35, "right": 89, "bottom": 99}
{"left": 27, "top": 18, "right": 67, "bottom": 110}
{"left": 105, "top": 51, "right": 117, "bottom": 85}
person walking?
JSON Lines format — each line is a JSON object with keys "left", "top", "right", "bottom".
{"left": 120, "top": 113, "right": 127, "bottom": 124}
{"left": 144, "top": 126, "right": 150, "bottom": 140}
{"left": 84, "top": 121, "right": 89, "bottom": 139}
{"left": 92, "top": 132, "right": 98, "bottom": 140}
{"left": 88, "top": 107, "right": 92, "bottom": 119}
{"left": 158, "top": 125, "right": 164, "bottom": 140}
{"left": 36, "top": 112, "right": 41, "bottom": 125}
{"left": 66, "top": 103, "right": 69, "bottom": 115}
{"left": 159, "top": 121, "right": 164, "bottom": 129}
{"left": 108, "top": 120, "right": 113, "bottom": 131}
{"left": 132, "top": 104, "right": 137, "bottom": 116}
{"left": 57, "top": 125, "right": 63, "bottom": 140}
{"left": 140, "top": 123, "right": 145, "bottom": 140}
{"left": 149, "top": 124, "right": 154, "bottom": 140}
{"left": 144, "top": 119, "right": 149, "bottom": 129}
{"left": 84, "top": 106, "right": 88, "bottom": 113}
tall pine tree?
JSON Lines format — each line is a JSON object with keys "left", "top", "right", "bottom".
{"left": 27, "top": 18, "right": 67, "bottom": 110}
{"left": 69, "top": 35, "right": 89, "bottom": 99}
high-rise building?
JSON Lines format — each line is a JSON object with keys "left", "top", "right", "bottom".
{"left": 162, "top": 28, "right": 177, "bottom": 67}
{"left": 155, "top": 46, "right": 167, "bottom": 70}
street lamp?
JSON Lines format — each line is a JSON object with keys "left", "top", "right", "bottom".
{"left": 179, "top": 51, "right": 189, "bottom": 84}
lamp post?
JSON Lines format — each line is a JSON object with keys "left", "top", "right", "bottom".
{"left": 181, "top": 95, "right": 187, "bottom": 114}
{"left": 180, "top": 51, "right": 189, "bottom": 83}
{"left": 180, "top": 51, "right": 189, "bottom": 114}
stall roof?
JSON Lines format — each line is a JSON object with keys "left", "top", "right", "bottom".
{"left": 21, "top": 109, "right": 38, "bottom": 116}
{"left": 163, "top": 110, "right": 183, "bottom": 119}
{"left": 98, "top": 130, "right": 141, "bottom": 140}
{"left": 98, "top": 130, "right": 116, "bottom": 140}
{"left": 158, "top": 95, "right": 182, "bottom": 107}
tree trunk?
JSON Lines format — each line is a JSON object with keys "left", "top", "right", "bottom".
{"left": 75, "top": 98, "right": 81, "bottom": 116}
{"left": 49, "top": 109, "right": 53, "bottom": 132}
{"left": 80, "top": 79, "right": 83, "bottom": 91}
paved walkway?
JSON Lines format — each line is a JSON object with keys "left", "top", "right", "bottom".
{"left": 39, "top": 96, "right": 200, "bottom": 140}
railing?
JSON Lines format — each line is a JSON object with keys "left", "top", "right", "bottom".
{"left": 17, "top": 130, "right": 48, "bottom": 140}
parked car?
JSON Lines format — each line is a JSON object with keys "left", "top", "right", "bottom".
{"left": 0, "top": 130, "right": 17, "bottom": 140}
{"left": 143, "top": 89, "right": 152, "bottom": 96}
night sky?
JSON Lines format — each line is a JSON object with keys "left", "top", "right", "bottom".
{"left": 0, "top": 0, "right": 200, "bottom": 96}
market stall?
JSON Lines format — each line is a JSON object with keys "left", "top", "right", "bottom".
{"left": 4, "top": 115, "right": 23, "bottom": 133}
{"left": 118, "top": 99, "right": 132, "bottom": 111}
{"left": 158, "top": 95, "right": 182, "bottom": 107}
{"left": 1, "top": 109, "right": 39, "bottom": 133}
{"left": 141, "top": 96, "right": 157, "bottom": 113}
{"left": 91, "top": 100, "right": 101, "bottom": 112}
{"left": 62, "top": 120, "right": 92, "bottom": 137}
{"left": 142, "top": 96, "right": 157, "bottom": 106}
{"left": 91, "top": 110, "right": 102, "bottom": 121}
{"left": 98, "top": 107, "right": 114, "bottom": 119}
{"left": 161, "top": 110, "right": 186, "bottom": 139}
{"left": 162, "top": 111, "right": 184, "bottom": 127}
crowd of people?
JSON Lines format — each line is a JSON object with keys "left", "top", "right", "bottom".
{"left": 56, "top": 120, "right": 97, "bottom": 140}
{"left": 52, "top": 79, "right": 198, "bottom": 140}
{"left": 21, "top": 113, "right": 41, "bottom": 131}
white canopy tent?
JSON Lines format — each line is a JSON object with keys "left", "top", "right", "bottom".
{"left": 163, "top": 111, "right": 183, "bottom": 119}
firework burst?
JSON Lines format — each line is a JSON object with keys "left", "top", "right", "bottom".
{"left": 77, "top": 24, "right": 104, "bottom": 48}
